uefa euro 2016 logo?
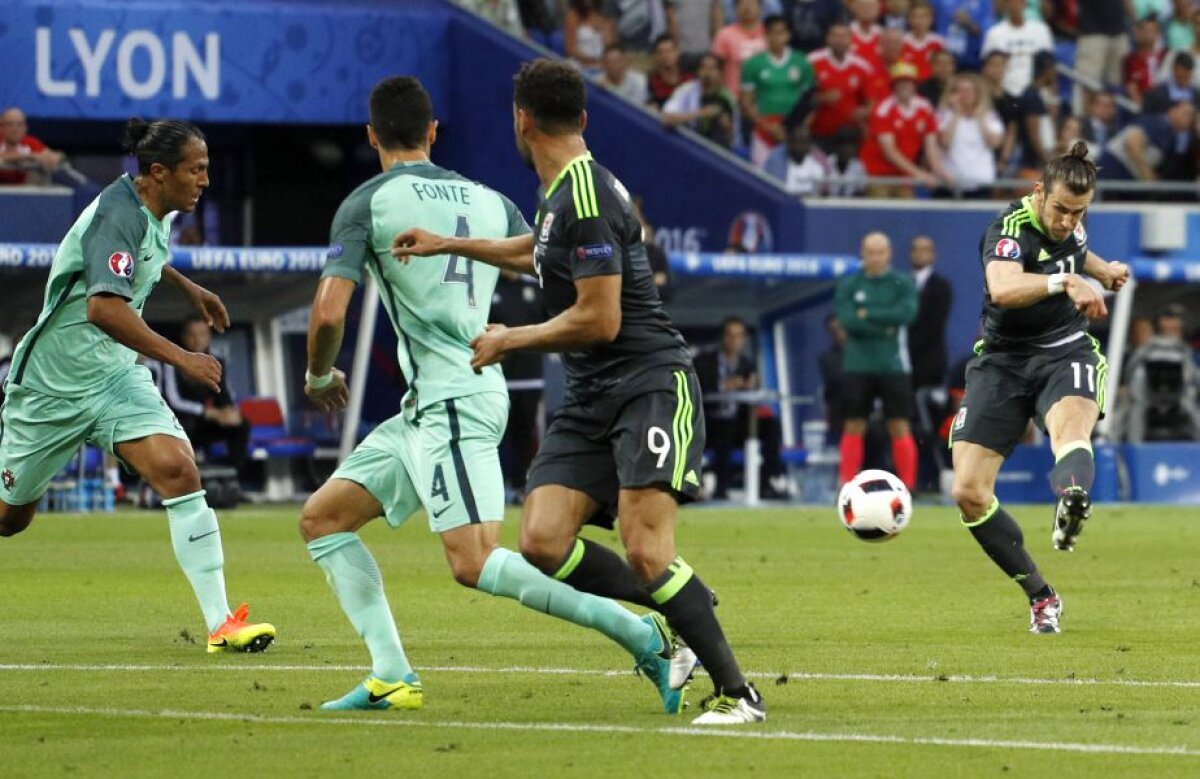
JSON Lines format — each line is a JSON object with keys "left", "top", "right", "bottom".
{"left": 727, "top": 211, "right": 772, "bottom": 253}
{"left": 108, "top": 251, "right": 134, "bottom": 278}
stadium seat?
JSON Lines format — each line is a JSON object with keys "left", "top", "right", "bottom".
{"left": 238, "top": 396, "right": 316, "bottom": 500}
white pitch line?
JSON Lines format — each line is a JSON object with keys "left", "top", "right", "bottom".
{"left": 2, "top": 663, "right": 1200, "bottom": 690}
{"left": 0, "top": 704, "right": 1197, "bottom": 758}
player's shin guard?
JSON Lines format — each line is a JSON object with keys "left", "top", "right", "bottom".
{"left": 164, "top": 490, "right": 230, "bottom": 633}
{"left": 479, "top": 548, "right": 652, "bottom": 656}
{"left": 964, "top": 499, "right": 1050, "bottom": 599}
{"left": 552, "top": 538, "right": 658, "bottom": 609}
{"left": 891, "top": 434, "right": 918, "bottom": 490}
{"left": 307, "top": 532, "right": 413, "bottom": 682}
{"left": 839, "top": 433, "right": 865, "bottom": 485}
{"left": 648, "top": 557, "right": 747, "bottom": 696}
{"left": 1050, "top": 441, "right": 1095, "bottom": 497}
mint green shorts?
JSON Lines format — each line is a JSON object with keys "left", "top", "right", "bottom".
{"left": 332, "top": 392, "right": 508, "bottom": 532}
{"left": 0, "top": 365, "right": 187, "bottom": 505}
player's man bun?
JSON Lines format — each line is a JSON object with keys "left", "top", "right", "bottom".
{"left": 121, "top": 118, "right": 152, "bottom": 155}
{"left": 122, "top": 117, "right": 205, "bottom": 174}
{"left": 1042, "top": 139, "right": 1097, "bottom": 196}
{"left": 513, "top": 59, "right": 586, "bottom": 136}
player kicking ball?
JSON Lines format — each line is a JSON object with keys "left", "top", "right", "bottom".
{"left": 300, "top": 76, "right": 695, "bottom": 713}
{"left": 951, "top": 142, "right": 1129, "bottom": 634}
{"left": 0, "top": 118, "right": 274, "bottom": 653}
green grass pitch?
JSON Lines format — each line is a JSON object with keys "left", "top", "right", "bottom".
{"left": 2, "top": 503, "right": 1199, "bottom": 778}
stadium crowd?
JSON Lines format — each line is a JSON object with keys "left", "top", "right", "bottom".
{"left": 455, "top": 0, "right": 1200, "bottom": 199}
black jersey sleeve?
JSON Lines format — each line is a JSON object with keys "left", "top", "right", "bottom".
{"left": 980, "top": 218, "right": 1029, "bottom": 267}
{"left": 564, "top": 214, "right": 623, "bottom": 280}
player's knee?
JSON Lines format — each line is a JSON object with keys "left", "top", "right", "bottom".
{"left": 951, "top": 480, "right": 990, "bottom": 519}
{"left": 447, "top": 556, "right": 483, "bottom": 589}
{"left": 154, "top": 455, "right": 202, "bottom": 498}
{"left": 298, "top": 498, "right": 341, "bottom": 542}
{"left": 0, "top": 512, "right": 31, "bottom": 537}
{"left": 624, "top": 542, "right": 672, "bottom": 583}
{"left": 519, "top": 516, "right": 569, "bottom": 573}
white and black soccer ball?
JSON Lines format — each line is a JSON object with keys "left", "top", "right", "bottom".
{"left": 837, "top": 469, "right": 912, "bottom": 542}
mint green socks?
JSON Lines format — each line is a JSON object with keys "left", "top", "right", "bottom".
{"left": 163, "top": 490, "right": 230, "bottom": 633}
{"left": 477, "top": 548, "right": 655, "bottom": 657}
{"left": 307, "top": 532, "right": 414, "bottom": 682}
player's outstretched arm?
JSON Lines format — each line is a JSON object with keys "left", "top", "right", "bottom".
{"left": 304, "top": 277, "right": 352, "bottom": 412}
{"left": 86, "top": 293, "right": 222, "bottom": 392}
{"left": 1082, "top": 251, "right": 1130, "bottom": 291}
{"left": 470, "top": 274, "right": 621, "bottom": 370}
{"left": 391, "top": 228, "right": 536, "bottom": 275}
{"left": 161, "top": 265, "right": 231, "bottom": 332}
{"left": 986, "top": 261, "right": 1108, "bottom": 320}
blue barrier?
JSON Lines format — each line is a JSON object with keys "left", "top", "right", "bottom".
{"left": 5, "top": 244, "right": 1200, "bottom": 283}
{"left": 0, "top": 243, "right": 328, "bottom": 273}
{"left": 994, "top": 444, "right": 1120, "bottom": 504}
{"left": 1124, "top": 443, "right": 1200, "bottom": 504}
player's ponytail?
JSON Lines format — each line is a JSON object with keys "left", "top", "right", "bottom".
{"left": 1042, "top": 139, "right": 1098, "bottom": 196}
{"left": 122, "top": 117, "right": 205, "bottom": 174}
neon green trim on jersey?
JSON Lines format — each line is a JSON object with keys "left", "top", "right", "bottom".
{"left": 1054, "top": 440, "right": 1093, "bottom": 463}
{"left": 960, "top": 496, "right": 1000, "bottom": 528}
{"left": 1021, "top": 195, "right": 1047, "bottom": 235}
{"left": 670, "top": 370, "right": 694, "bottom": 490}
{"left": 1001, "top": 211, "right": 1031, "bottom": 238}
{"left": 565, "top": 158, "right": 599, "bottom": 220}
{"left": 650, "top": 557, "right": 695, "bottom": 605}
{"left": 544, "top": 152, "right": 593, "bottom": 202}
{"left": 552, "top": 538, "right": 587, "bottom": 581}
{"left": 1089, "top": 334, "right": 1109, "bottom": 413}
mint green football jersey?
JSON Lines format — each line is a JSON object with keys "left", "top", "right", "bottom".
{"left": 9, "top": 175, "right": 172, "bottom": 397}
{"left": 322, "top": 161, "right": 530, "bottom": 411}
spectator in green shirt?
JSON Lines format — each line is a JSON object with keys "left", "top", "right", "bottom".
{"left": 740, "top": 14, "right": 816, "bottom": 166}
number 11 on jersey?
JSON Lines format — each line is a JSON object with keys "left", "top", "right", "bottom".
{"left": 443, "top": 214, "right": 475, "bottom": 307}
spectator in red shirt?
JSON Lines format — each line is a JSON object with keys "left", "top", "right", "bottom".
{"left": 809, "top": 22, "right": 876, "bottom": 145}
{"left": 859, "top": 61, "right": 950, "bottom": 195}
{"left": 850, "top": 0, "right": 885, "bottom": 72}
{"left": 648, "top": 34, "right": 693, "bottom": 108}
{"left": 901, "top": 1, "right": 945, "bottom": 82}
{"left": 865, "top": 28, "right": 913, "bottom": 102}
{"left": 1124, "top": 17, "right": 1166, "bottom": 109}
{"left": 0, "top": 108, "right": 63, "bottom": 186}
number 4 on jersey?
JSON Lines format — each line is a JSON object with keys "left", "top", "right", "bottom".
{"left": 442, "top": 214, "right": 475, "bottom": 307}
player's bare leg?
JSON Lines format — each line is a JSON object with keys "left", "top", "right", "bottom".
{"left": 1045, "top": 397, "right": 1101, "bottom": 551}
{"left": 953, "top": 441, "right": 1061, "bottom": 633}
{"left": 618, "top": 486, "right": 763, "bottom": 723}
{"left": 522, "top": 485, "right": 654, "bottom": 609}
{"left": 119, "top": 434, "right": 273, "bottom": 651}
{"left": 0, "top": 500, "right": 39, "bottom": 538}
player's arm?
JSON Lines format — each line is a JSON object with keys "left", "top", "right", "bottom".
{"left": 82, "top": 205, "right": 221, "bottom": 391}
{"left": 305, "top": 197, "right": 373, "bottom": 411}
{"left": 985, "top": 260, "right": 1108, "bottom": 319}
{"left": 392, "top": 229, "right": 536, "bottom": 275}
{"left": 470, "top": 275, "right": 621, "bottom": 370}
{"left": 1082, "top": 250, "right": 1131, "bottom": 291}
{"left": 86, "top": 294, "right": 221, "bottom": 393}
{"left": 160, "top": 265, "right": 230, "bottom": 332}
{"left": 304, "top": 276, "right": 353, "bottom": 412}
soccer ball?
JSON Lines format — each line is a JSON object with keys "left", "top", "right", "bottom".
{"left": 837, "top": 469, "right": 912, "bottom": 542}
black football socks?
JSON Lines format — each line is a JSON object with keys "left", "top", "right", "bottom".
{"left": 964, "top": 499, "right": 1050, "bottom": 600}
